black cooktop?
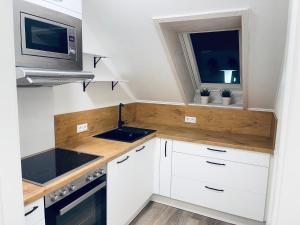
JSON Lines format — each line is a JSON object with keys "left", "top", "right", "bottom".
{"left": 21, "top": 148, "right": 101, "bottom": 186}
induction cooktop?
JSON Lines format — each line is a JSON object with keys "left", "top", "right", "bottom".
{"left": 21, "top": 148, "right": 101, "bottom": 186}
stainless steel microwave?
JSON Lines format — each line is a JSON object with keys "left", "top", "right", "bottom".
{"left": 14, "top": 0, "right": 83, "bottom": 70}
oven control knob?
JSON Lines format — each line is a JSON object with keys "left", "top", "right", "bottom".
{"left": 51, "top": 194, "right": 59, "bottom": 202}
{"left": 60, "top": 189, "right": 67, "bottom": 196}
{"left": 69, "top": 185, "right": 76, "bottom": 191}
{"left": 69, "top": 49, "right": 76, "bottom": 54}
{"left": 99, "top": 169, "right": 105, "bottom": 174}
{"left": 86, "top": 175, "right": 93, "bottom": 182}
{"left": 94, "top": 171, "right": 101, "bottom": 178}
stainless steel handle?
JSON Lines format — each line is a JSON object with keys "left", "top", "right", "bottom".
{"left": 136, "top": 146, "right": 146, "bottom": 152}
{"left": 117, "top": 156, "right": 130, "bottom": 164}
{"left": 59, "top": 181, "right": 106, "bottom": 216}
{"left": 25, "top": 206, "right": 38, "bottom": 216}
{"left": 206, "top": 161, "right": 226, "bottom": 166}
{"left": 206, "top": 148, "right": 227, "bottom": 153}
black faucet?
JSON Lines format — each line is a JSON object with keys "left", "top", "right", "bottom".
{"left": 118, "top": 103, "right": 125, "bottom": 128}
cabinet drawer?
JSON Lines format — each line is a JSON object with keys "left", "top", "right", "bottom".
{"left": 173, "top": 141, "right": 270, "bottom": 167}
{"left": 171, "top": 176, "right": 266, "bottom": 221}
{"left": 172, "top": 152, "right": 269, "bottom": 194}
{"left": 24, "top": 198, "right": 45, "bottom": 225}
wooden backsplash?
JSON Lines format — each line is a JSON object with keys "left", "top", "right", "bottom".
{"left": 55, "top": 102, "right": 276, "bottom": 147}
{"left": 55, "top": 103, "right": 136, "bottom": 147}
{"left": 135, "top": 103, "right": 276, "bottom": 137}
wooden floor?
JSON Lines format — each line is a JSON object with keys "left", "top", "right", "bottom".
{"left": 130, "top": 202, "right": 234, "bottom": 225}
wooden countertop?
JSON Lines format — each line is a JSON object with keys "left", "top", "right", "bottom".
{"left": 23, "top": 123, "right": 274, "bottom": 205}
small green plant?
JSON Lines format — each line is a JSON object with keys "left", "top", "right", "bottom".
{"left": 200, "top": 88, "right": 211, "bottom": 97}
{"left": 220, "top": 89, "right": 232, "bottom": 98}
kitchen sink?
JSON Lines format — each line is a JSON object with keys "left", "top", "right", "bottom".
{"left": 93, "top": 126, "right": 156, "bottom": 143}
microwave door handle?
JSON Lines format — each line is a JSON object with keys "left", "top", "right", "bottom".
{"left": 59, "top": 181, "right": 106, "bottom": 216}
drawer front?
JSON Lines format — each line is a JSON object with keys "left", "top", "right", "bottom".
{"left": 173, "top": 140, "right": 270, "bottom": 167}
{"left": 172, "top": 152, "right": 269, "bottom": 194}
{"left": 171, "top": 176, "right": 266, "bottom": 221}
{"left": 24, "top": 198, "right": 45, "bottom": 225}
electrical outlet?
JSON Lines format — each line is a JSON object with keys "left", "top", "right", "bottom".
{"left": 77, "top": 123, "right": 88, "bottom": 133}
{"left": 185, "top": 116, "right": 197, "bottom": 124}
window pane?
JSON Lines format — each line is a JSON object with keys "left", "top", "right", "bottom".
{"left": 190, "top": 30, "right": 240, "bottom": 84}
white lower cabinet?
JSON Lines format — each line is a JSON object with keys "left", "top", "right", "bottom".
{"left": 109, "top": 138, "right": 270, "bottom": 224}
{"left": 159, "top": 139, "right": 173, "bottom": 197}
{"left": 171, "top": 176, "right": 266, "bottom": 221}
{"left": 107, "top": 139, "right": 155, "bottom": 225}
{"left": 24, "top": 198, "right": 45, "bottom": 225}
{"left": 170, "top": 140, "right": 270, "bottom": 222}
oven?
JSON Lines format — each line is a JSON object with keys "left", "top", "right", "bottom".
{"left": 45, "top": 172, "right": 106, "bottom": 225}
{"left": 14, "top": 0, "right": 82, "bottom": 70}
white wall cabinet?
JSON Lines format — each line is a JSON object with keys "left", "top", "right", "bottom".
{"left": 107, "top": 139, "right": 156, "bottom": 225}
{"left": 159, "top": 138, "right": 173, "bottom": 197}
{"left": 24, "top": 0, "right": 82, "bottom": 19}
{"left": 24, "top": 198, "right": 45, "bottom": 225}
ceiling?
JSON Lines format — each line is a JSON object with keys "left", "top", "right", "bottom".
{"left": 83, "top": 0, "right": 289, "bottom": 110}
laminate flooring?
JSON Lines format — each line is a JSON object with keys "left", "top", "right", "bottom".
{"left": 130, "top": 202, "right": 234, "bottom": 225}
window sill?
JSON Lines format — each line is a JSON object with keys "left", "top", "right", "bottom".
{"left": 188, "top": 102, "right": 244, "bottom": 109}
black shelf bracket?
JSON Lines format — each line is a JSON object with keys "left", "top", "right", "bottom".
{"left": 94, "top": 56, "right": 106, "bottom": 68}
{"left": 112, "top": 81, "right": 119, "bottom": 90}
{"left": 83, "top": 80, "right": 92, "bottom": 92}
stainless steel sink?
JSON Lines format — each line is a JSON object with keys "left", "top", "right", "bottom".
{"left": 93, "top": 126, "right": 156, "bottom": 143}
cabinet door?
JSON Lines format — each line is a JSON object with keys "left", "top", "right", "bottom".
{"left": 35, "top": 220, "right": 45, "bottom": 225}
{"left": 159, "top": 139, "right": 173, "bottom": 197}
{"left": 133, "top": 139, "right": 155, "bottom": 207}
{"left": 107, "top": 150, "right": 136, "bottom": 225}
{"left": 24, "top": 0, "right": 82, "bottom": 19}
{"left": 24, "top": 198, "right": 45, "bottom": 225}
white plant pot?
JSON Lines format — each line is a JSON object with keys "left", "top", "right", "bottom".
{"left": 200, "top": 96, "right": 209, "bottom": 105}
{"left": 222, "top": 97, "right": 231, "bottom": 105}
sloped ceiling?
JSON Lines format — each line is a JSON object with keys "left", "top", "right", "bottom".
{"left": 83, "top": 0, "right": 288, "bottom": 109}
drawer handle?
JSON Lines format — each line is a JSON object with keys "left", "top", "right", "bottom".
{"left": 25, "top": 206, "right": 38, "bottom": 217}
{"left": 207, "top": 148, "right": 227, "bottom": 153}
{"left": 117, "top": 156, "right": 130, "bottom": 164}
{"left": 136, "top": 146, "right": 146, "bottom": 152}
{"left": 206, "top": 161, "right": 226, "bottom": 166}
{"left": 205, "top": 186, "right": 224, "bottom": 192}
{"left": 164, "top": 141, "right": 167, "bottom": 158}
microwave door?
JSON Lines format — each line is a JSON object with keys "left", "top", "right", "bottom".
{"left": 20, "top": 13, "right": 76, "bottom": 60}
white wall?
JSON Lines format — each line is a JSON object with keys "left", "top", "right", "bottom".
{"left": 83, "top": 0, "right": 288, "bottom": 109}
{"left": 53, "top": 54, "right": 135, "bottom": 115}
{"left": 267, "top": 0, "right": 300, "bottom": 224}
{"left": 17, "top": 88, "right": 55, "bottom": 157}
{"left": 0, "top": 0, "right": 25, "bottom": 224}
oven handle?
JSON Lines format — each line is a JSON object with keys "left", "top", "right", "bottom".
{"left": 59, "top": 181, "right": 106, "bottom": 216}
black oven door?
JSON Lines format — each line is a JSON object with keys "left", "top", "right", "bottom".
{"left": 45, "top": 176, "right": 106, "bottom": 225}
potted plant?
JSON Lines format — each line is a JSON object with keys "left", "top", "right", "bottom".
{"left": 200, "top": 88, "right": 211, "bottom": 104}
{"left": 220, "top": 89, "right": 232, "bottom": 105}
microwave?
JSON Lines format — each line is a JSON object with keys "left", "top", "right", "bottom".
{"left": 14, "top": 0, "right": 82, "bottom": 70}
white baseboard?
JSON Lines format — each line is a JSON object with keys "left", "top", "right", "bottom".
{"left": 151, "top": 194, "right": 266, "bottom": 225}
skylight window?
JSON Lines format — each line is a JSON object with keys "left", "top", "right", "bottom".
{"left": 181, "top": 30, "right": 241, "bottom": 87}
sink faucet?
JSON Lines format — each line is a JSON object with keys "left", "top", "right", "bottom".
{"left": 118, "top": 103, "right": 125, "bottom": 128}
